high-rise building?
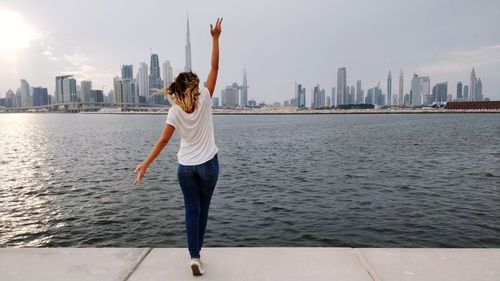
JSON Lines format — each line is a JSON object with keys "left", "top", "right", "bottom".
{"left": 113, "top": 76, "right": 124, "bottom": 104}
{"left": 185, "top": 14, "right": 192, "bottom": 72}
{"left": 149, "top": 54, "right": 164, "bottom": 104}
{"left": 365, "top": 85, "right": 384, "bottom": 106}
{"left": 122, "top": 79, "right": 138, "bottom": 104}
{"left": 433, "top": 82, "right": 448, "bottom": 103}
{"left": 476, "top": 78, "right": 483, "bottom": 101}
{"left": 337, "top": 67, "right": 346, "bottom": 106}
{"left": 55, "top": 75, "right": 72, "bottom": 103}
{"left": 456, "top": 81, "right": 463, "bottom": 100}
{"left": 410, "top": 73, "right": 430, "bottom": 106}
{"left": 387, "top": 71, "right": 392, "bottom": 106}
{"left": 240, "top": 68, "right": 249, "bottom": 107}
{"left": 20, "top": 79, "right": 30, "bottom": 107}
{"left": 221, "top": 83, "right": 239, "bottom": 107}
{"left": 463, "top": 85, "right": 469, "bottom": 100}
{"left": 90, "top": 90, "right": 104, "bottom": 103}
{"left": 297, "top": 83, "right": 306, "bottom": 108}
{"left": 32, "top": 87, "right": 48, "bottom": 106}
{"left": 469, "top": 68, "right": 477, "bottom": 101}
{"left": 212, "top": 97, "right": 219, "bottom": 108}
{"left": 162, "top": 61, "right": 173, "bottom": 88}
{"left": 356, "top": 80, "right": 363, "bottom": 104}
{"left": 137, "top": 62, "right": 149, "bottom": 103}
{"left": 399, "top": 69, "right": 404, "bottom": 106}
{"left": 5, "top": 89, "right": 16, "bottom": 107}
{"left": 331, "top": 87, "right": 335, "bottom": 107}
{"left": 62, "top": 77, "right": 77, "bottom": 102}
{"left": 121, "top": 65, "right": 133, "bottom": 79}
{"left": 80, "top": 80, "right": 92, "bottom": 103}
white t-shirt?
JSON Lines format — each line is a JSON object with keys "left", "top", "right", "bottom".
{"left": 166, "top": 86, "right": 219, "bottom": 165}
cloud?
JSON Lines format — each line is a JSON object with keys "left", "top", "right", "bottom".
{"left": 417, "top": 44, "right": 500, "bottom": 75}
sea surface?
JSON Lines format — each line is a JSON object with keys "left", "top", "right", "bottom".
{"left": 0, "top": 113, "right": 499, "bottom": 247}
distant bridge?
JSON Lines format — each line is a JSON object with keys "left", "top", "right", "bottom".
{"left": 0, "top": 102, "right": 171, "bottom": 113}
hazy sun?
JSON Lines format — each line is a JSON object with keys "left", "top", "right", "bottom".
{"left": 0, "top": 9, "right": 40, "bottom": 50}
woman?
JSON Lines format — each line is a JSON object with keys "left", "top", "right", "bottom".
{"left": 133, "top": 17, "right": 222, "bottom": 276}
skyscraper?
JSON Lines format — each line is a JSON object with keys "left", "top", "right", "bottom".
{"left": 55, "top": 75, "right": 73, "bottom": 103}
{"left": 410, "top": 74, "right": 430, "bottom": 106}
{"left": 456, "top": 81, "right": 463, "bottom": 100}
{"left": 137, "top": 62, "right": 149, "bottom": 103}
{"left": 337, "top": 67, "right": 346, "bottom": 106}
{"left": 121, "top": 65, "right": 133, "bottom": 79}
{"left": 476, "top": 78, "right": 483, "bottom": 101}
{"left": 185, "top": 13, "right": 192, "bottom": 72}
{"left": 470, "top": 68, "right": 477, "bottom": 101}
{"left": 240, "top": 68, "right": 249, "bottom": 107}
{"left": 162, "top": 61, "right": 173, "bottom": 88}
{"left": 149, "top": 54, "right": 164, "bottom": 104}
{"left": 356, "top": 80, "right": 363, "bottom": 104}
{"left": 399, "top": 69, "right": 404, "bottom": 106}
{"left": 387, "top": 71, "right": 392, "bottom": 106}
{"left": 463, "top": 85, "right": 469, "bottom": 100}
{"left": 221, "top": 83, "right": 239, "bottom": 107}
{"left": 20, "top": 79, "right": 30, "bottom": 107}
{"left": 331, "top": 87, "right": 335, "bottom": 106}
{"left": 32, "top": 87, "right": 48, "bottom": 106}
{"left": 433, "top": 82, "right": 448, "bottom": 103}
{"left": 113, "top": 76, "right": 123, "bottom": 104}
{"left": 80, "top": 81, "right": 92, "bottom": 103}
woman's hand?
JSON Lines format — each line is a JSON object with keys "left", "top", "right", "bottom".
{"left": 133, "top": 162, "right": 148, "bottom": 185}
{"left": 210, "top": 17, "right": 222, "bottom": 38}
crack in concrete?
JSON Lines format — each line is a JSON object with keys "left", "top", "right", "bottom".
{"left": 354, "top": 248, "right": 381, "bottom": 281}
{"left": 123, "top": 248, "right": 152, "bottom": 281}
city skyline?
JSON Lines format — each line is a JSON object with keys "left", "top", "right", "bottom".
{"left": 0, "top": 0, "right": 499, "bottom": 103}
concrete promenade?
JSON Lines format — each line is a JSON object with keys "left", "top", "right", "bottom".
{"left": 1, "top": 247, "right": 499, "bottom": 281}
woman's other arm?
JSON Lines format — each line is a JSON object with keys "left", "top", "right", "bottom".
{"left": 206, "top": 18, "right": 222, "bottom": 97}
{"left": 133, "top": 124, "right": 175, "bottom": 185}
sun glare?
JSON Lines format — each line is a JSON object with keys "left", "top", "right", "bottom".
{"left": 0, "top": 9, "right": 39, "bottom": 50}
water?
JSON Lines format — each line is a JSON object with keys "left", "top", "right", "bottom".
{"left": 0, "top": 113, "right": 499, "bottom": 248}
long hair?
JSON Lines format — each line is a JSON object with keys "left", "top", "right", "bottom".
{"left": 160, "top": 71, "right": 200, "bottom": 113}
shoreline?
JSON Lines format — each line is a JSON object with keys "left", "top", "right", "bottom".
{"left": 1, "top": 247, "right": 499, "bottom": 280}
{"left": 1, "top": 109, "right": 500, "bottom": 115}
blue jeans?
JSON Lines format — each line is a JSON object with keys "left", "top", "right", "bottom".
{"left": 177, "top": 154, "right": 219, "bottom": 259}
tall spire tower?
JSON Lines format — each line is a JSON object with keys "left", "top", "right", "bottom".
{"left": 185, "top": 12, "right": 192, "bottom": 72}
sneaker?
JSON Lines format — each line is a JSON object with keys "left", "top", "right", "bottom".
{"left": 190, "top": 258, "right": 205, "bottom": 276}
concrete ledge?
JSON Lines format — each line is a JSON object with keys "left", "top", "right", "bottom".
{"left": 0, "top": 248, "right": 499, "bottom": 281}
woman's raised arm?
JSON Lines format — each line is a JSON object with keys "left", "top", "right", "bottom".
{"left": 206, "top": 18, "right": 222, "bottom": 97}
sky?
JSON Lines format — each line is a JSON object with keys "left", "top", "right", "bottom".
{"left": 0, "top": 0, "right": 499, "bottom": 104}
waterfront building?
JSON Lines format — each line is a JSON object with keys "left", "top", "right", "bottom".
{"left": 121, "top": 65, "right": 133, "bottom": 79}
{"left": 433, "top": 82, "right": 448, "bottom": 103}
{"left": 20, "top": 79, "right": 31, "bottom": 107}
{"left": 122, "top": 79, "right": 138, "bottom": 104}
{"left": 137, "top": 62, "right": 149, "bottom": 103}
{"left": 80, "top": 80, "right": 92, "bottom": 103}
{"left": 312, "top": 85, "right": 325, "bottom": 109}
{"left": 221, "top": 83, "right": 239, "bottom": 107}
{"left": 212, "top": 97, "right": 219, "bottom": 108}
{"left": 326, "top": 96, "right": 331, "bottom": 107}
{"left": 241, "top": 69, "right": 249, "bottom": 107}
{"left": 337, "top": 67, "right": 346, "bottom": 106}
{"left": 469, "top": 68, "right": 477, "bottom": 101}
{"left": 4, "top": 89, "right": 15, "bottom": 107}
{"left": 387, "top": 71, "right": 392, "bottom": 106}
{"left": 149, "top": 54, "right": 164, "bottom": 104}
{"left": 476, "top": 78, "right": 483, "bottom": 101}
{"left": 356, "top": 80, "right": 363, "bottom": 104}
{"left": 90, "top": 90, "right": 104, "bottom": 103}
{"left": 113, "top": 76, "right": 124, "bottom": 104}
{"left": 55, "top": 75, "right": 75, "bottom": 104}
{"left": 410, "top": 74, "right": 430, "bottom": 106}
{"left": 185, "top": 14, "right": 192, "bottom": 72}
{"left": 463, "top": 85, "right": 469, "bottom": 100}
{"left": 32, "top": 87, "right": 48, "bottom": 106}
{"left": 331, "top": 87, "right": 336, "bottom": 107}
{"left": 162, "top": 61, "right": 173, "bottom": 88}
{"left": 456, "top": 81, "right": 463, "bottom": 100}
{"left": 399, "top": 69, "right": 404, "bottom": 106}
